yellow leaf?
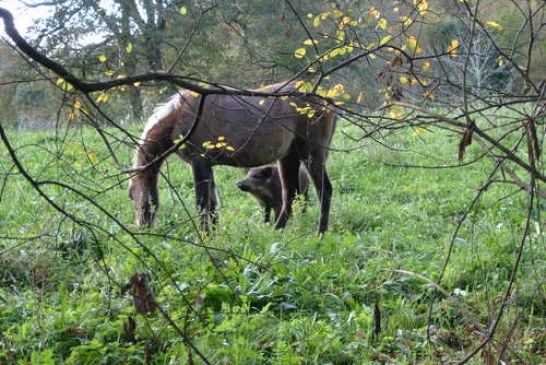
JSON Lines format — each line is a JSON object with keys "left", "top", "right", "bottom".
{"left": 399, "top": 76, "right": 408, "bottom": 84}
{"left": 356, "top": 92, "right": 364, "bottom": 103}
{"left": 258, "top": 99, "right": 266, "bottom": 106}
{"left": 422, "top": 60, "right": 431, "bottom": 70}
{"left": 369, "top": 7, "right": 380, "bottom": 19}
{"left": 400, "top": 16, "right": 412, "bottom": 26}
{"left": 389, "top": 105, "right": 403, "bottom": 119}
{"left": 87, "top": 150, "right": 98, "bottom": 165}
{"left": 320, "top": 12, "right": 330, "bottom": 20}
{"left": 378, "top": 18, "right": 388, "bottom": 29}
{"left": 104, "top": 70, "right": 115, "bottom": 76}
{"left": 446, "top": 39, "right": 459, "bottom": 57}
{"left": 173, "top": 134, "right": 185, "bottom": 144}
{"left": 173, "top": 134, "right": 187, "bottom": 150}
{"left": 424, "top": 90, "right": 435, "bottom": 100}
{"left": 313, "top": 16, "right": 320, "bottom": 28}
{"left": 133, "top": 82, "right": 141, "bottom": 87}
{"left": 303, "top": 39, "right": 318, "bottom": 46}
{"left": 296, "top": 81, "right": 313, "bottom": 92}
{"left": 418, "top": 2, "right": 428, "bottom": 15}
{"left": 336, "top": 30, "right": 345, "bottom": 43}
{"left": 412, "top": 127, "right": 426, "bottom": 136}
{"left": 98, "top": 55, "right": 107, "bottom": 62}
{"left": 294, "top": 47, "right": 307, "bottom": 59}
{"left": 380, "top": 35, "right": 393, "bottom": 45}
{"left": 179, "top": 6, "right": 187, "bottom": 15}
{"left": 96, "top": 93, "right": 109, "bottom": 103}
{"left": 217, "top": 136, "right": 225, "bottom": 141}
{"left": 333, "top": 84, "right": 345, "bottom": 93}
{"left": 225, "top": 146, "right": 235, "bottom": 152}
{"left": 484, "top": 21, "right": 502, "bottom": 30}
{"left": 497, "top": 56, "right": 504, "bottom": 67}
{"left": 56, "top": 78, "right": 73, "bottom": 91}
{"left": 414, "top": 0, "right": 428, "bottom": 15}
{"left": 125, "top": 42, "right": 133, "bottom": 53}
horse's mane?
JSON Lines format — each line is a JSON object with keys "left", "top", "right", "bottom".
{"left": 140, "top": 91, "right": 190, "bottom": 141}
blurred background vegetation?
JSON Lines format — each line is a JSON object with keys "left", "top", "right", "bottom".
{"left": 1, "top": 0, "right": 545, "bottom": 129}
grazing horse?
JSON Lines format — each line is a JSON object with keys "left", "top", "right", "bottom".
{"left": 127, "top": 81, "right": 336, "bottom": 233}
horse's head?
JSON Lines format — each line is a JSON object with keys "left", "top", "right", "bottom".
{"left": 123, "top": 166, "right": 159, "bottom": 227}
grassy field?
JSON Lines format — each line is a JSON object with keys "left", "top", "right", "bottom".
{"left": 0, "top": 118, "right": 544, "bottom": 364}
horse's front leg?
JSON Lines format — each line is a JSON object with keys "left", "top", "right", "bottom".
{"left": 274, "top": 152, "right": 301, "bottom": 230}
{"left": 191, "top": 158, "right": 217, "bottom": 231}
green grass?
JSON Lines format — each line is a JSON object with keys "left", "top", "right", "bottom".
{"left": 0, "top": 119, "right": 544, "bottom": 364}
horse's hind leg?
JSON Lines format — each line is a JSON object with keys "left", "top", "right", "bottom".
{"left": 274, "top": 151, "right": 301, "bottom": 230}
{"left": 191, "top": 158, "right": 218, "bottom": 231}
{"left": 303, "top": 155, "right": 332, "bottom": 234}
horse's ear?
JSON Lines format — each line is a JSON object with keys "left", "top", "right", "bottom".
{"left": 121, "top": 166, "right": 146, "bottom": 175}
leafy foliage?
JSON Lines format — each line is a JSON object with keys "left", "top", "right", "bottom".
{"left": 0, "top": 120, "right": 544, "bottom": 364}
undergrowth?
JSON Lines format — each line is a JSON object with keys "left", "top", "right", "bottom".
{"left": 0, "top": 118, "right": 544, "bottom": 364}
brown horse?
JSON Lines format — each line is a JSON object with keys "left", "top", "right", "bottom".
{"left": 127, "top": 81, "right": 336, "bottom": 233}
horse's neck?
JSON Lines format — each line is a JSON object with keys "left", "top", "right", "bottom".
{"left": 135, "top": 97, "right": 184, "bottom": 169}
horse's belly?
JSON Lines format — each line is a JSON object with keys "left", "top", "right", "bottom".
{"left": 208, "top": 126, "right": 295, "bottom": 166}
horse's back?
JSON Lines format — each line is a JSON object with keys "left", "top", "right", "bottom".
{"left": 171, "top": 81, "right": 334, "bottom": 167}
{"left": 173, "top": 92, "right": 296, "bottom": 166}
